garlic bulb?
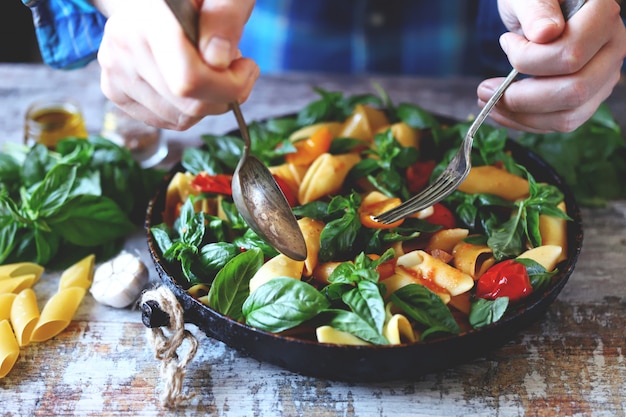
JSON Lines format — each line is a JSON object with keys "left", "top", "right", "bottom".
{"left": 90, "top": 251, "right": 150, "bottom": 308}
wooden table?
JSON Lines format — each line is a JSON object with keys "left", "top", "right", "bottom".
{"left": 1, "top": 63, "right": 625, "bottom": 417}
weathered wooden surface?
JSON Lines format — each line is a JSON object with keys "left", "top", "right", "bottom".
{"left": 0, "top": 63, "right": 625, "bottom": 417}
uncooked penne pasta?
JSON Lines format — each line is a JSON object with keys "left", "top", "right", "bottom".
{"left": 0, "top": 274, "right": 38, "bottom": 295}
{"left": 30, "top": 287, "right": 86, "bottom": 343}
{"left": 10, "top": 289, "right": 40, "bottom": 347}
{"left": 0, "top": 293, "right": 16, "bottom": 321}
{"left": 0, "top": 319, "right": 20, "bottom": 378}
{"left": 58, "top": 254, "right": 95, "bottom": 290}
{"left": 0, "top": 262, "right": 44, "bottom": 282}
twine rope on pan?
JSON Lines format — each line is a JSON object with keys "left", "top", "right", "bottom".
{"left": 141, "top": 286, "right": 199, "bottom": 408}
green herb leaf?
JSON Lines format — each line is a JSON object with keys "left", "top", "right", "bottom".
{"left": 243, "top": 277, "right": 330, "bottom": 333}
{"left": 469, "top": 297, "right": 509, "bottom": 328}
{"left": 209, "top": 248, "right": 264, "bottom": 321}
{"left": 390, "top": 284, "right": 460, "bottom": 340}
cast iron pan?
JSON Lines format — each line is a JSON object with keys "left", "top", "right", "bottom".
{"left": 143, "top": 119, "right": 583, "bottom": 382}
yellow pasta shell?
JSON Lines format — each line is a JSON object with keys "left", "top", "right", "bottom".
{"left": 339, "top": 104, "right": 389, "bottom": 142}
{"left": 249, "top": 254, "right": 304, "bottom": 294}
{"left": 539, "top": 201, "right": 568, "bottom": 263}
{"left": 298, "top": 217, "right": 325, "bottom": 277}
{"left": 30, "top": 287, "right": 86, "bottom": 343}
{"left": 383, "top": 314, "right": 416, "bottom": 344}
{"left": 452, "top": 240, "right": 496, "bottom": 279}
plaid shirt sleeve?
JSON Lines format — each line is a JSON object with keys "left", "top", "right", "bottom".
{"left": 23, "top": 0, "right": 106, "bottom": 69}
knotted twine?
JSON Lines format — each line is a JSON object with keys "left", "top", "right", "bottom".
{"left": 141, "top": 286, "right": 198, "bottom": 408}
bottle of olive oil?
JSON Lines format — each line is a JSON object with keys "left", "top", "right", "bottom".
{"left": 24, "top": 99, "right": 88, "bottom": 148}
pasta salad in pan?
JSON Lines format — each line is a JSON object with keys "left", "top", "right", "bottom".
{"left": 150, "top": 89, "right": 571, "bottom": 346}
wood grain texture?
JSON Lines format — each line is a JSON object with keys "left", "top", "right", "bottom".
{"left": 0, "top": 63, "right": 624, "bottom": 417}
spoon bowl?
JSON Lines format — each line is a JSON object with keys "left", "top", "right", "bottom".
{"left": 230, "top": 103, "right": 307, "bottom": 260}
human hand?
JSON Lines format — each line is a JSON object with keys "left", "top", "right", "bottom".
{"left": 478, "top": 0, "right": 626, "bottom": 133}
{"left": 97, "top": 0, "right": 259, "bottom": 130}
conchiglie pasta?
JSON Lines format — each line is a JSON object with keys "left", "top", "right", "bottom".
{"left": 458, "top": 165, "right": 529, "bottom": 201}
{"left": 30, "top": 287, "right": 86, "bottom": 343}
{"left": 58, "top": 254, "right": 95, "bottom": 290}
{"left": 10, "top": 289, "right": 39, "bottom": 347}
{"left": 0, "top": 320, "right": 19, "bottom": 378}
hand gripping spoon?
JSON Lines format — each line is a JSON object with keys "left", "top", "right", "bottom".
{"left": 164, "top": 0, "right": 307, "bottom": 260}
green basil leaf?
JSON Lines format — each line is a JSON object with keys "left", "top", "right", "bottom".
{"left": 469, "top": 297, "right": 509, "bottom": 328}
{"left": 342, "top": 280, "right": 386, "bottom": 333}
{"left": 319, "top": 309, "right": 389, "bottom": 345}
{"left": 0, "top": 216, "right": 17, "bottom": 264}
{"left": 198, "top": 242, "right": 240, "bottom": 279}
{"left": 390, "top": 284, "right": 460, "bottom": 339}
{"left": 208, "top": 248, "right": 264, "bottom": 320}
{"left": 243, "top": 277, "right": 330, "bottom": 333}
{"left": 515, "top": 258, "right": 558, "bottom": 292}
{"left": 28, "top": 164, "right": 77, "bottom": 216}
{"left": 46, "top": 194, "right": 134, "bottom": 246}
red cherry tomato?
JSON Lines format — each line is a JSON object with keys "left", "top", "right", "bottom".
{"left": 475, "top": 259, "right": 533, "bottom": 303}
{"left": 272, "top": 174, "right": 298, "bottom": 207}
{"left": 424, "top": 203, "right": 456, "bottom": 229}
{"left": 191, "top": 172, "right": 233, "bottom": 195}
{"left": 406, "top": 160, "right": 436, "bottom": 193}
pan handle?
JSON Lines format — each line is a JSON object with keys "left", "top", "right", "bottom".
{"left": 141, "top": 299, "right": 171, "bottom": 328}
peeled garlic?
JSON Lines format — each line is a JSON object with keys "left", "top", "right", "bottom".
{"left": 90, "top": 251, "right": 150, "bottom": 308}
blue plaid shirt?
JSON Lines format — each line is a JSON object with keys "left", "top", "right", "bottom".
{"left": 25, "top": 0, "right": 623, "bottom": 77}
{"left": 23, "top": 0, "right": 106, "bottom": 69}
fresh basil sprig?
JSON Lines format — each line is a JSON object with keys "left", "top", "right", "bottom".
{"left": 0, "top": 137, "right": 161, "bottom": 267}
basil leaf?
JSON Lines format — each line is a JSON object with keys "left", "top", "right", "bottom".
{"left": 0, "top": 216, "right": 17, "bottom": 264}
{"left": 469, "top": 297, "right": 509, "bottom": 328}
{"left": 198, "top": 242, "right": 240, "bottom": 279}
{"left": 28, "top": 164, "right": 77, "bottom": 216}
{"left": 319, "top": 309, "right": 389, "bottom": 345}
{"left": 243, "top": 277, "right": 330, "bottom": 333}
{"left": 208, "top": 248, "right": 264, "bottom": 321}
{"left": 516, "top": 258, "right": 558, "bottom": 292}
{"left": 390, "top": 284, "right": 460, "bottom": 340}
{"left": 46, "top": 194, "right": 134, "bottom": 246}
{"left": 341, "top": 280, "right": 386, "bottom": 333}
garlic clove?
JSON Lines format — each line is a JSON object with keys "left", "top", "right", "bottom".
{"left": 90, "top": 251, "right": 150, "bottom": 308}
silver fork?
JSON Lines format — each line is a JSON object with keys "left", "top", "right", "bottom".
{"left": 375, "top": 0, "right": 586, "bottom": 225}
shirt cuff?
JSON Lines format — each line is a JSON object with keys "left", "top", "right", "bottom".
{"left": 25, "top": 0, "right": 107, "bottom": 69}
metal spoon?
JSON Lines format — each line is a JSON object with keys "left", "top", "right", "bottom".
{"left": 164, "top": 0, "right": 307, "bottom": 261}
